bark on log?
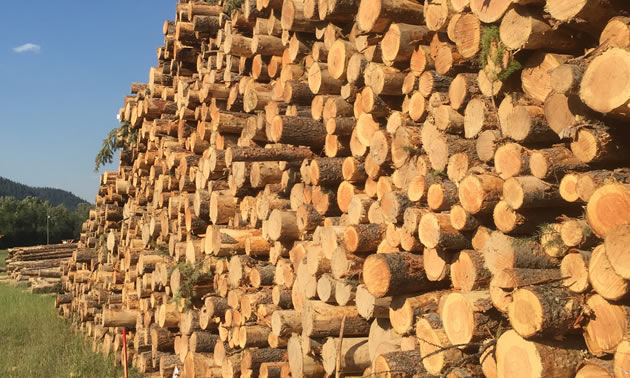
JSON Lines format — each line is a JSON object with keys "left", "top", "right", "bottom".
{"left": 363, "top": 252, "right": 447, "bottom": 298}
{"left": 496, "top": 330, "right": 587, "bottom": 378}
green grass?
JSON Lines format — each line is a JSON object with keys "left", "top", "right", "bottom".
{"left": 0, "top": 281, "right": 129, "bottom": 377}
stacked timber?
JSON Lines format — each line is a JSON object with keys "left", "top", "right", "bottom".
{"left": 54, "top": 0, "right": 630, "bottom": 376}
{"left": 5, "top": 243, "right": 76, "bottom": 293}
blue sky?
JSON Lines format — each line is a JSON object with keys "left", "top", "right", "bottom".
{"left": 0, "top": 1, "right": 175, "bottom": 202}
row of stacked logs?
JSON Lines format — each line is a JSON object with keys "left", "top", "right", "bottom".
{"left": 4, "top": 243, "right": 77, "bottom": 293}
{"left": 55, "top": 0, "right": 630, "bottom": 376}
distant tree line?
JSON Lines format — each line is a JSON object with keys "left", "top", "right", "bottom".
{"left": 0, "top": 196, "right": 92, "bottom": 249}
{"left": 0, "top": 176, "right": 89, "bottom": 212}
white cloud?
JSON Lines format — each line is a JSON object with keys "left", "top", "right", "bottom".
{"left": 13, "top": 43, "right": 41, "bottom": 53}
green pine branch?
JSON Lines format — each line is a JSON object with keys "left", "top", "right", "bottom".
{"left": 94, "top": 121, "right": 137, "bottom": 172}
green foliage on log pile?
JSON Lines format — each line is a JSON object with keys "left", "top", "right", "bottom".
{"left": 94, "top": 120, "right": 137, "bottom": 172}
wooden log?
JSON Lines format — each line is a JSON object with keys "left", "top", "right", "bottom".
{"left": 604, "top": 224, "right": 630, "bottom": 281}
{"left": 373, "top": 350, "right": 426, "bottom": 376}
{"left": 188, "top": 331, "right": 219, "bottom": 353}
{"left": 576, "top": 359, "right": 615, "bottom": 378}
{"left": 575, "top": 169, "right": 630, "bottom": 203}
{"left": 504, "top": 104, "right": 558, "bottom": 144}
{"left": 210, "top": 190, "right": 238, "bottom": 225}
{"left": 571, "top": 127, "right": 628, "bottom": 164}
{"left": 308, "top": 62, "right": 343, "bottom": 94}
{"left": 508, "top": 283, "right": 582, "bottom": 338}
{"left": 427, "top": 133, "right": 476, "bottom": 172}
{"left": 496, "top": 330, "right": 587, "bottom": 378}
{"left": 267, "top": 209, "right": 300, "bottom": 242}
{"left": 271, "top": 310, "right": 302, "bottom": 337}
{"left": 391, "top": 126, "right": 423, "bottom": 169}
{"left": 331, "top": 247, "right": 364, "bottom": 280}
{"left": 226, "top": 145, "right": 314, "bottom": 164}
{"left": 529, "top": 145, "right": 587, "bottom": 180}
{"left": 381, "top": 23, "right": 430, "bottom": 64}
{"left": 580, "top": 48, "right": 630, "bottom": 119}
{"left": 322, "top": 337, "right": 370, "bottom": 375}
{"left": 499, "top": 5, "right": 577, "bottom": 51}
{"left": 458, "top": 173, "right": 504, "bottom": 215}
{"left": 600, "top": 16, "right": 630, "bottom": 48}
{"left": 450, "top": 249, "right": 491, "bottom": 292}
{"left": 363, "top": 252, "right": 447, "bottom": 298}
{"left": 482, "top": 231, "right": 559, "bottom": 275}
{"left": 521, "top": 52, "right": 570, "bottom": 103}
{"left": 489, "top": 268, "right": 562, "bottom": 313}
{"left": 502, "top": 176, "right": 563, "bottom": 210}
{"left": 476, "top": 129, "right": 502, "bottom": 164}
{"left": 270, "top": 115, "right": 327, "bottom": 148}
{"left": 589, "top": 244, "right": 630, "bottom": 301}
{"left": 380, "top": 191, "right": 412, "bottom": 223}
{"left": 389, "top": 290, "right": 446, "bottom": 335}
{"left": 356, "top": 0, "right": 425, "bottom": 33}
{"left": 615, "top": 339, "right": 630, "bottom": 378}
{"left": 586, "top": 184, "right": 630, "bottom": 238}
{"left": 560, "top": 249, "right": 591, "bottom": 294}
{"left": 343, "top": 224, "right": 387, "bottom": 253}
{"left": 544, "top": 93, "right": 590, "bottom": 136}
{"left": 494, "top": 143, "right": 531, "bottom": 180}
{"left": 102, "top": 308, "right": 138, "bottom": 328}
{"left": 415, "top": 313, "right": 464, "bottom": 375}
{"left": 418, "top": 212, "right": 471, "bottom": 250}
{"left": 241, "top": 348, "right": 286, "bottom": 373}
{"left": 547, "top": 0, "right": 623, "bottom": 36}
{"left": 364, "top": 63, "right": 406, "bottom": 95}
{"left": 287, "top": 334, "right": 325, "bottom": 377}
{"left": 441, "top": 290, "right": 499, "bottom": 345}
{"left": 584, "top": 294, "right": 630, "bottom": 356}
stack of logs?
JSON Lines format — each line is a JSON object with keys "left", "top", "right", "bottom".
{"left": 55, "top": 0, "right": 630, "bottom": 376}
{"left": 5, "top": 243, "right": 76, "bottom": 293}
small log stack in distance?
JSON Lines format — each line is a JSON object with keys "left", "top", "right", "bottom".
{"left": 54, "top": 0, "right": 630, "bottom": 376}
{"left": 5, "top": 243, "right": 76, "bottom": 293}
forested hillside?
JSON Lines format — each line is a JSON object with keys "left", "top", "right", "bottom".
{"left": 0, "top": 176, "right": 89, "bottom": 211}
{"left": 0, "top": 177, "right": 93, "bottom": 248}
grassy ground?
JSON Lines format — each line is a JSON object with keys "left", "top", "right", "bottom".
{"left": 0, "top": 266, "right": 132, "bottom": 377}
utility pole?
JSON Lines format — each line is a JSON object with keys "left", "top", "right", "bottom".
{"left": 46, "top": 210, "right": 50, "bottom": 245}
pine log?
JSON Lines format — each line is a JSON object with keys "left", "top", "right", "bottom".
{"left": 584, "top": 294, "right": 630, "bottom": 356}
{"left": 356, "top": 0, "right": 425, "bottom": 33}
{"left": 489, "top": 267, "right": 563, "bottom": 314}
{"left": 586, "top": 184, "right": 630, "bottom": 238}
{"left": 322, "top": 337, "right": 370, "bottom": 375}
{"left": 482, "top": 231, "right": 559, "bottom": 275}
{"left": 496, "top": 330, "right": 587, "bottom": 378}
{"left": 373, "top": 350, "right": 426, "bottom": 377}
{"left": 441, "top": 291, "right": 500, "bottom": 345}
{"left": 363, "top": 252, "right": 447, "bottom": 298}
{"left": 450, "top": 249, "right": 491, "bottom": 292}
{"left": 589, "top": 243, "right": 630, "bottom": 301}
{"left": 415, "top": 313, "right": 464, "bottom": 375}
{"left": 418, "top": 212, "right": 471, "bottom": 250}
{"left": 458, "top": 173, "right": 504, "bottom": 215}
{"left": 560, "top": 249, "right": 591, "bottom": 294}
{"left": 508, "top": 283, "right": 582, "bottom": 338}
{"left": 389, "top": 290, "right": 446, "bottom": 335}
{"left": 529, "top": 145, "right": 587, "bottom": 180}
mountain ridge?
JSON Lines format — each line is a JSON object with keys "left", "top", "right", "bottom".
{"left": 0, "top": 176, "right": 90, "bottom": 211}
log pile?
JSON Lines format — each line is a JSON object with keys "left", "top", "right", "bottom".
{"left": 5, "top": 243, "right": 76, "bottom": 293}
{"left": 54, "top": 0, "right": 630, "bottom": 376}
